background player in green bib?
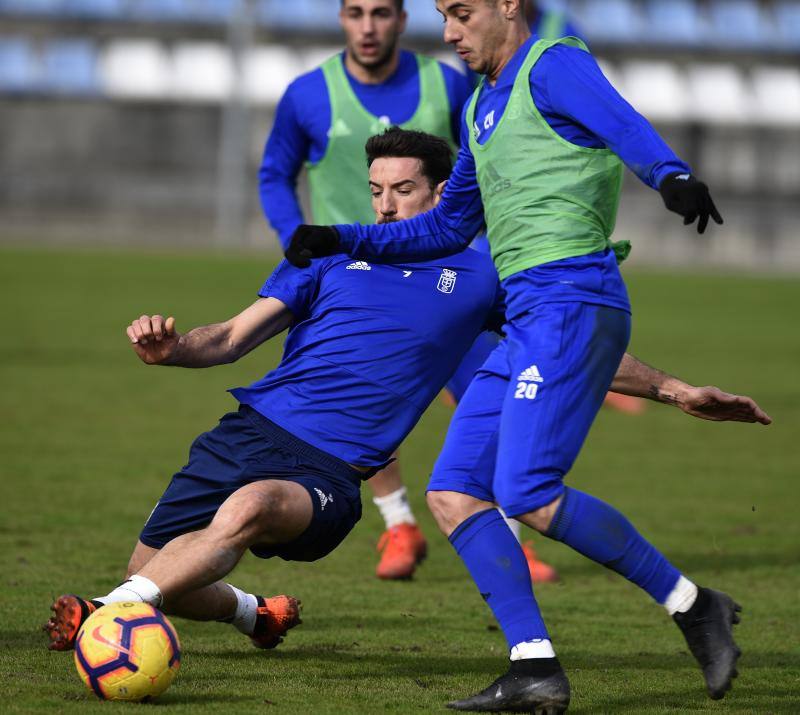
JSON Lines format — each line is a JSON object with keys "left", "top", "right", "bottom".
{"left": 286, "top": 1, "right": 740, "bottom": 710}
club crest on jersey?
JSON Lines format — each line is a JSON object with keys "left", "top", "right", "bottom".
{"left": 346, "top": 261, "right": 371, "bottom": 271}
{"left": 437, "top": 269, "right": 457, "bottom": 294}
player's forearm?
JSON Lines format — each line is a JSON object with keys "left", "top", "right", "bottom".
{"left": 163, "top": 323, "right": 241, "bottom": 368}
{"left": 335, "top": 203, "right": 480, "bottom": 261}
{"left": 536, "top": 47, "right": 690, "bottom": 190}
{"left": 611, "top": 353, "right": 692, "bottom": 406}
{"left": 335, "top": 150, "right": 484, "bottom": 261}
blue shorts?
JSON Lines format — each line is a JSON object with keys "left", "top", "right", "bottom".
{"left": 428, "top": 300, "right": 630, "bottom": 517}
{"left": 139, "top": 405, "right": 363, "bottom": 562}
{"left": 446, "top": 331, "right": 501, "bottom": 403}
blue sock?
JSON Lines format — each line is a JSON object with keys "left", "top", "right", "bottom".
{"left": 546, "top": 487, "right": 680, "bottom": 604}
{"left": 449, "top": 508, "right": 549, "bottom": 649}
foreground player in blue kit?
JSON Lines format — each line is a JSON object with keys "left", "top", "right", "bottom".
{"left": 44, "top": 131, "right": 768, "bottom": 679}
{"left": 285, "top": 1, "right": 763, "bottom": 710}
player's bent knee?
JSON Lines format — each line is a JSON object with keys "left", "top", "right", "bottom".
{"left": 209, "top": 484, "right": 287, "bottom": 544}
{"left": 518, "top": 495, "right": 563, "bottom": 534}
{"left": 426, "top": 490, "right": 493, "bottom": 537}
{"left": 210, "top": 481, "right": 308, "bottom": 548}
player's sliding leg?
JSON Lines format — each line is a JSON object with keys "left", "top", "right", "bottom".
{"left": 496, "top": 303, "right": 740, "bottom": 701}
{"left": 426, "top": 346, "right": 571, "bottom": 713}
{"left": 45, "top": 480, "right": 309, "bottom": 651}
{"left": 368, "top": 454, "right": 427, "bottom": 580}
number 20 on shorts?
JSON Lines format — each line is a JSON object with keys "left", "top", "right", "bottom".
{"left": 514, "top": 382, "right": 539, "bottom": 400}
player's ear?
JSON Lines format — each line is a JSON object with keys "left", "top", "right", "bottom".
{"left": 398, "top": 8, "right": 408, "bottom": 34}
{"left": 504, "top": 0, "right": 523, "bottom": 20}
{"left": 433, "top": 180, "right": 447, "bottom": 206}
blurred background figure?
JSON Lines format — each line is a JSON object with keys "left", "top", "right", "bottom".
{"left": 525, "top": 0, "right": 584, "bottom": 41}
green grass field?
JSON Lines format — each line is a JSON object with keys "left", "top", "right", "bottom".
{"left": 1, "top": 247, "right": 798, "bottom": 713}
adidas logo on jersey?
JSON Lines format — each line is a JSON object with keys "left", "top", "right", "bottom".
{"left": 327, "top": 118, "right": 352, "bottom": 138}
{"left": 314, "top": 488, "right": 334, "bottom": 511}
{"left": 517, "top": 365, "right": 543, "bottom": 383}
{"left": 346, "top": 261, "right": 371, "bottom": 271}
{"left": 514, "top": 365, "right": 543, "bottom": 400}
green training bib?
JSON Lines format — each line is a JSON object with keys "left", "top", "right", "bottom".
{"left": 466, "top": 37, "right": 627, "bottom": 280}
{"left": 307, "top": 53, "right": 455, "bottom": 226}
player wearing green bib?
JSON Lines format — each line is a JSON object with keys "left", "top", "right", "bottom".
{"left": 286, "top": 1, "right": 741, "bottom": 710}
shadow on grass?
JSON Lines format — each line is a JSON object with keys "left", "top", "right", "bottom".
{"left": 553, "top": 549, "right": 796, "bottom": 579}
{"left": 203, "top": 645, "right": 800, "bottom": 678}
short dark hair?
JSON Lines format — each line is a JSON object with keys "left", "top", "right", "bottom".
{"left": 365, "top": 127, "right": 453, "bottom": 187}
{"left": 340, "top": 0, "right": 404, "bottom": 11}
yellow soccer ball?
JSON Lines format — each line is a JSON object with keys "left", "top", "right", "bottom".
{"left": 73, "top": 601, "right": 181, "bottom": 701}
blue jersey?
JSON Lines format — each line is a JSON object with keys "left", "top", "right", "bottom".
{"left": 230, "top": 250, "right": 503, "bottom": 467}
{"left": 260, "top": 50, "right": 474, "bottom": 246}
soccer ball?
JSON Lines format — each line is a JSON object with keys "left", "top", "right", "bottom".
{"left": 73, "top": 601, "right": 181, "bottom": 701}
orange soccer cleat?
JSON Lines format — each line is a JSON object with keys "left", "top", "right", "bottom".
{"left": 604, "top": 392, "right": 647, "bottom": 415}
{"left": 44, "top": 594, "right": 100, "bottom": 651}
{"left": 376, "top": 523, "right": 428, "bottom": 580}
{"left": 250, "top": 595, "right": 302, "bottom": 649}
{"left": 520, "top": 541, "right": 559, "bottom": 584}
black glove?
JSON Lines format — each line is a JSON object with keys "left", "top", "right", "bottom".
{"left": 285, "top": 225, "right": 340, "bottom": 268}
{"left": 659, "top": 172, "right": 723, "bottom": 234}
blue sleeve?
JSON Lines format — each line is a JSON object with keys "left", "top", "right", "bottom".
{"left": 485, "top": 282, "right": 507, "bottom": 334}
{"left": 258, "top": 83, "right": 311, "bottom": 249}
{"left": 531, "top": 45, "right": 691, "bottom": 189}
{"left": 335, "top": 108, "right": 484, "bottom": 262}
{"left": 258, "top": 259, "right": 322, "bottom": 321}
{"left": 440, "top": 62, "right": 475, "bottom": 145}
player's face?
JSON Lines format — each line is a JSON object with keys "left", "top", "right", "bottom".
{"left": 436, "top": 0, "right": 516, "bottom": 75}
{"left": 369, "top": 157, "right": 445, "bottom": 223}
{"left": 340, "top": 0, "right": 406, "bottom": 71}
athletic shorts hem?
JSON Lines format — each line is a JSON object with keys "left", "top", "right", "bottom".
{"left": 425, "top": 479, "right": 494, "bottom": 504}
{"left": 137, "top": 533, "right": 169, "bottom": 550}
{"left": 500, "top": 483, "right": 566, "bottom": 519}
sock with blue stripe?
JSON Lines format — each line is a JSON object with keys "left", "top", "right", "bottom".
{"left": 449, "top": 508, "right": 551, "bottom": 651}
{"left": 546, "top": 487, "right": 681, "bottom": 604}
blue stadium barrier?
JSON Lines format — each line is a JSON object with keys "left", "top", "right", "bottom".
{"left": 129, "top": 0, "right": 190, "bottom": 22}
{"left": 580, "top": 0, "right": 641, "bottom": 43}
{"left": 775, "top": 1, "right": 800, "bottom": 49}
{"left": 0, "top": 37, "right": 39, "bottom": 92}
{"left": 708, "top": 0, "right": 768, "bottom": 48}
{"left": 404, "top": 0, "right": 444, "bottom": 38}
{"left": 0, "top": 0, "right": 63, "bottom": 16}
{"left": 62, "top": 0, "right": 127, "bottom": 20}
{"left": 645, "top": 0, "right": 702, "bottom": 45}
{"left": 259, "top": 0, "right": 339, "bottom": 31}
{"left": 42, "top": 38, "right": 99, "bottom": 94}
{"left": 191, "top": 0, "right": 239, "bottom": 22}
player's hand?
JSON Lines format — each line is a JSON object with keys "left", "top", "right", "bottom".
{"left": 285, "top": 225, "right": 340, "bottom": 268}
{"left": 126, "top": 314, "right": 179, "bottom": 365}
{"left": 678, "top": 385, "right": 772, "bottom": 425}
{"left": 659, "top": 173, "right": 723, "bottom": 234}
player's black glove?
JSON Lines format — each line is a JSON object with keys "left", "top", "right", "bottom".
{"left": 285, "top": 225, "right": 341, "bottom": 268}
{"left": 659, "top": 172, "right": 723, "bottom": 234}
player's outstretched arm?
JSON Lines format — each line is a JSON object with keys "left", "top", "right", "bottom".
{"left": 611, "top": 353, "right": 772, "bottom": 425}
{"left": 126, "top": 298, "right": 293, "bottom": 368}
{"left": 285, "top": 144, "right": 484, "bottom": 267}
{"left": 538, "top": 44, "right": 723, "bottom": 234}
